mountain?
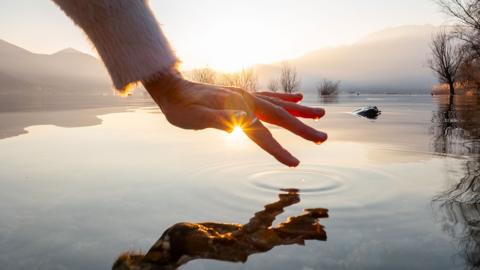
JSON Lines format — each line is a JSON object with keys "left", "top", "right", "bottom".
{"left": 0, "top": 39, "right": 110, "bottom": 94}
{"left": 0, "top": 24, "right": 440, "bottom": 97}
{"left": 0, "top": 71, "right": 34, "bottom": 91}
{"left": 256, "top": 25, "right": 439, "bottom": 93}
{"left": 0, "top": 39, "right": 154, "bottom": 112}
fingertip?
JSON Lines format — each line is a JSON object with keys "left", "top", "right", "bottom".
{"left": 278, "top": 152, "right": 300, "bottom": 167}
{"left": 293, "top": 93, "right": 304, "bottom": 103}
{"left": 315, "top": 132, "right": 328, "bottom": 145}
{"left": 270, "top": 146, "right": 300, "bottom": 168}
{"left": 317, "top": 108, "right": 326, "bottom": 118}
{"left": 288, "top": 158, "right": 300, "bottom": 168}
{"left": 311, "top": 108, "right": 325, "bottom": 120}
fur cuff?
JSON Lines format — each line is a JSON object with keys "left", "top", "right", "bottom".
{"left": 53, "top": 0, "right": 179, "bottom": 92}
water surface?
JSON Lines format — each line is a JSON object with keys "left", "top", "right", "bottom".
{"left": 0, "top": 95, "right": 478, "bottom": 269}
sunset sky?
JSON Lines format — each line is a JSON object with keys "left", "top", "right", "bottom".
{"left": 1, "top": 0, "right": 446, "bottom": 71}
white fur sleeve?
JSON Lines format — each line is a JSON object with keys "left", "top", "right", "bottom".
{"left": 52, "top": 0, "right": 178, "bottom": 92}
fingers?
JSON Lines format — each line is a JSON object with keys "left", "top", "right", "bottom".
{"left": 256, "top": 95, "right": 325, "bottom": 119}
{"left": 255, "top": 92, "right": 303, "bottom": 103}
{"left": 186, "top": 105, "right": 301, "bottom": 167}
{"left": 253, "top": 98, "right": 328, "bottom": 144}
{"left": 243, "top": 120, "right": 300, "bottom": 167}
{"left": 165, "top": 105, "right": 247, "bottom": 132}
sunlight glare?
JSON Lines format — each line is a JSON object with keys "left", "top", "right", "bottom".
{"left": 231, "top": 126, "right": 245, "bottom": 139}
{"left": 224, "top": 126, "right": 248, "bottom": 145}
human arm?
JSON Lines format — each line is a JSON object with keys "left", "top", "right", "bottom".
{"left": 52, "top": 0, "right": 327, "bottom": 167}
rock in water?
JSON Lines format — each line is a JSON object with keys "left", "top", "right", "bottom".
{"left": 353, "top": 106, "right": 381, "bottom": 119}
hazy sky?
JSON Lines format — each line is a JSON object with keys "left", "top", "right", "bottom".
{"left": 0, "top": 0, "right": 446, "bottom": 71}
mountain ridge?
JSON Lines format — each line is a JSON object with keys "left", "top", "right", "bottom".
{"left": 0, "top": 39, "right": 110, "bottom": 93}
{"left": 0, "top": 25, "right": 440, "bottom": 94}
{"left": 255, "top": 25, "right": 439, "bottom": 93}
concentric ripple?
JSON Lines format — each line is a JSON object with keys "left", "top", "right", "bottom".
{"left": 190, "top": 159, "right": 399, "bottom": 211}
{"left": 247, "top": 168, "right": 344, "bottom": 194}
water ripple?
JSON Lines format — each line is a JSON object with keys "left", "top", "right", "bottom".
{"left": 247, "top": 168, "right": 344, "bottom": 194}
{"left": 192, "top": 161, "right": 398, "bottom": 210}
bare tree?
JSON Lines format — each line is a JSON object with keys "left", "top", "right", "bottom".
{"left": 317, "top": 79, "right": 340, "bottom": 96}
{"left": 429, "top": 30, "right": 465, "bottom": 95}
{"left": 435, "top": 0, "right": 480, "bottom": 31}
{"left": 267, "top": 78, "right": 280, "bottom": 92}
{"left": 280, "top": 62, "right": 300, "bottom": 93}
{"left": 191, "top": 67, "right": 217, "bottom": 84}
{"left": 219, "top": 68, "right": 258, "bottom": 92}
{"left": 435, "top": 0, "right": 480, "bottom": 58}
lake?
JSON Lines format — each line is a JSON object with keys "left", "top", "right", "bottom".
{"left": 0, "top": 94, "right": 479, "bottom": 270}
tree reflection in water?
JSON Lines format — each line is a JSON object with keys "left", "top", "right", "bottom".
{"left": 431, "top": 95, "right": 480, "bottom": 269}
{"left": 113, "top": 189, "right": 328, "bottom": 270}
{"left": 318, "top": 95, "right": 339, "bottom": 104}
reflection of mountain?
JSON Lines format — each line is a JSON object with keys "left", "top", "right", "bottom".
{"left": 431, "top": 96, "right": 480, "bottom": 269}
{"left": 0, "top": 39, "right": 153, "bottom": 138}
{"left": 113, "top": 189, "right": 328, "bottom": 270}
{"left": 257, "top": 25, "right": 438, "bottom": 93}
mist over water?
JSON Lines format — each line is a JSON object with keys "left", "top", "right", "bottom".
{"left": 0, "top": 95, "right": 478, "bottom": 269}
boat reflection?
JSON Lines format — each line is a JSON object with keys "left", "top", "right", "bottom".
{"left": 113, "top": 189, "right": 328, "bottom": 270}
{"left": 431, "top": 95, "right": 480, "bottom": 269}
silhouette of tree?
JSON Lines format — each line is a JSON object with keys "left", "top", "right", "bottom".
{"left": 219, "top": 68, "right": 258, "bottom": 92}
{"left": 317, "top": 79, "right": 340, "bottom": 96}
{"left": 435, "top": 0, "right": 480, "bottom": 92}
{"left": 436, "top": 0, "right": 480, "bottom": 35}
{"left": 267, "top": 78, "right": 280, "bottom": 92}
{"left": 429, "top": 30, "right": 465, "bottom": 95}
{"left": 280, "top": 62, "right": 300, "bottom": 93}
{"left": 191, "top": 67, "right": 217, "bottom": 84}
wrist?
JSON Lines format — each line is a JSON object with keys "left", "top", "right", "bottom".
{"left": 143, "top": 68, "right": 184, "bottom": 104}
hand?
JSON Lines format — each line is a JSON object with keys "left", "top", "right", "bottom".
{"left": 143, "top": 73, "right": 327, "bottom": 167}
{"left": 113, "top": 190, "right": 328, "bottom": 269}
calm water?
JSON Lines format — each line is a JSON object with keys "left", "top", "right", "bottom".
{"left": 0, "top": 95, "right": 479, "bottom": 270}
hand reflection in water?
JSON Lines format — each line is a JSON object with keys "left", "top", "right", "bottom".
{"left": 113, "top": 189, "right": 328, "bottom": 270}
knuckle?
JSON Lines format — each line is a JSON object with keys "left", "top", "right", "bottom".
{"left": 273, "top": 106, "right": 288, "bottom": 118}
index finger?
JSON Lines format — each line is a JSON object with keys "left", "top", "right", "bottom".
{"left": 243, "top": 120, "right": 300, "bottom": 167}
{"left": 255, "top": 92, "right": 303, "bottom": 103}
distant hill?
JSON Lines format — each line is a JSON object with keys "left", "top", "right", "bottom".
{"left": 256, "top": 25, "right": 439, "bottom": 94}
{"left": 0, "top": 24, "right": 440, "bottom": 97}
{"left": 0, "top": 71, "right": 33, "bottom": 91}
{"left": 0, "top": 39, "right": 153, "bottom": 112}
{"left": 0, "top": 39, "right": 110, "bottom": 94}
